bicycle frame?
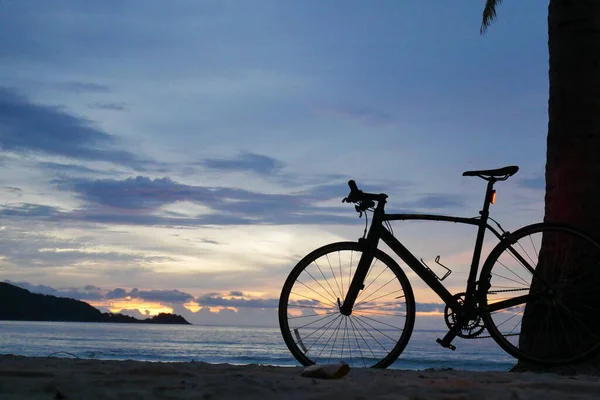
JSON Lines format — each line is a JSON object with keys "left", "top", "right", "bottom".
{"left": 339, "top": 179, "right": 501, "bottom": 348}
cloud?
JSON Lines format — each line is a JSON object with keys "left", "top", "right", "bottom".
{"left": 5, "top": 282, "right": 193, "bottom": 305}
{"left": 105, "top": 288, "right": 128, "bottom": 299}
{"left": 4, "top": 280, "right": 105, "bottom": 301}
{"left": 117, "top": 309, "right": 151, "bottom": 319}
{"left": 0, "top": 203, "right": 61, "bottom": 218}
{"left": 51, "top": 82, "right": 111, "bottom": 94}
{"left": 1, "top": 173, "right": 416, "bottom": 227}
{"left": 310, "top": 102, "right": 397, "bottom": 128}
{"left": 87, "top": 102, "right": 128, "bottom": 111}
{"left": 0, "top": 225, "right": 173, "bottom": 270}
{"left": 105, "top": 288, "right": 194, "bottom": 303}
{"left": 43, "top": 175, "right": 357, "bottom": 226}
{"left": 38, "top": 162, "right": 111, "bottom": 176}
{"left": 1, "top": 186, "right": 23, "bottom": 196}
{"left": 129, "top": 288, "right": 194, "bottom": 303}
{"left": 416, "top": 303, "right": 446, "bottom": 313}
{"left": 196, "top": 293, "right": 279, "bottom": 309}
{"left": 0, "top": 87, "right": 145, "bottom": 168}
{"left": 200, "top": 153, "right": 282, "bottom": 175}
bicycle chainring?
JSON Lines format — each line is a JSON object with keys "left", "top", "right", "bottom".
{"left": 444, "top": 292, "right": 485, "bottom": 339}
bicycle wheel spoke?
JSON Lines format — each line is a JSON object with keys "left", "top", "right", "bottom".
{"left": 351, "top": 314, "right": 395, "bottom": 352}
{"left": 356, "top": 262, "right": 389, "bottom": 303}
{"left": 493, "top": 259, "right": 531, "bottom": 286}
{"left": 354, "top": 310, "right": 406, "bottom": 318}
{"left": 290, "top": 290, "right": 333, "bottom": 307}
{"left": 348, "top": 251, "right": 354, "bottom": 294}
{"left": 292, "top": 312, "right": 339, "bottom": 332}
{"left": 361, "top": 258, "right": 381, "bottom": 292}
{"left": 490, "top": 270, "right": 530, "bottom": 287}
{"left": 288, "top": 312, "right": 337, "bottom": 320}
{"left": 354, "top": 298, "right": 405, "bottom": 311}
{"left": 348, "top": 317, "right": 368, "bottom": 367}
{"left": 313, "top": 260, "right": 342, "bottom": 304}
{"left": 353, "top": 313, "right": 403, "bottom": 336}
{"left": 516, "top": 239, "right": 538, "bottom": 271}
{"left": 556, "top": 300, "right": 600, "bottom": 340}
{"left": 338, "top": 251, "right": 345, "bottom": 300}
{"left": 325, "top": 253, "right": 343, "bottom": 300}
{"left": 482, "top": 224, "right": 600, "bottom": 364}
{"left": 323, "top": 317, "right": 344, "bottom": 363}
{"left": 356, "top": 276, "right": 401, "bottom": 307}
{"left": 280, "top": 243, "right": 414, "bottom": 368}
{"left": 307, "top": 314, "right": 343, "bottom": 354}
{"left": 300, "top": 317, "right": 343, "bottom": 351}
{"left": 297, "top": 273, "right": 337, "bottom": 306}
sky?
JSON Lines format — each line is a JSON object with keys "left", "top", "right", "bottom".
{"left": 0, "top": 0, "right": 549, "bottom": 328}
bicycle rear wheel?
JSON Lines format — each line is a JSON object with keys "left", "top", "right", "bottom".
{"left": 278, "top": 242, "right": 415, "bottom": 368}
{"left": 481, "top": 223, "right": 600, "bottom": 364}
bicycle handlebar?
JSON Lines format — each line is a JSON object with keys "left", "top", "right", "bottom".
{"left": 343, "top": 180, "right": 388, "bottom": 211}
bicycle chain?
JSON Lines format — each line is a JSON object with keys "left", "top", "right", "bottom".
{"left": 487, "top": 288, "right": 529, "bottom": 294}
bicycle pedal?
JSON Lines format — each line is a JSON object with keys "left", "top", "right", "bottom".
{"left": 436, "top": 338, "right": 456, "bottom": 351}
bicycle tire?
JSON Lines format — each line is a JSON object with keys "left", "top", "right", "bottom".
{"left": 278, "top": 241, "right": 415, "bottom": 368}
{"left": 480, "top": 222, "right": 600, "bottom": 364}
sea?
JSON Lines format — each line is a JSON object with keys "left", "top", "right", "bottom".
{"left": 0, "top": 321, "right": 516, "bottom": 371}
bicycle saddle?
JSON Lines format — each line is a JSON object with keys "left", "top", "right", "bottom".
{"left": 462, "top": 166, "right": 519, "bottom": 180}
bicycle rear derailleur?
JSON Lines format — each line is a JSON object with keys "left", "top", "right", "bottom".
{"left": 444, "top": 292, "right": 485, "bottom": 339}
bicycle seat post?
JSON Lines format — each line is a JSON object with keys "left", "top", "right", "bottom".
{"left": 480, "top": 178, "right": 497, "bottom": 220}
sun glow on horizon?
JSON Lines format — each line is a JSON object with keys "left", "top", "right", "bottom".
{"left": 89, "top": 299, "right": 173, "bottom": 316}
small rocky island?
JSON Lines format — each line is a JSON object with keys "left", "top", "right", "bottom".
{"left": 0, "top": 282, "right": 191, "bottom": 325}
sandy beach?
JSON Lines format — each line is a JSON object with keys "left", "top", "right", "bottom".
{"left": 0, "top": 355, "right": 599, "bottom": 399}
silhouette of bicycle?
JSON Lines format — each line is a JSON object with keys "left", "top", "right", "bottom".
{"left": 279, "top": 166, "right": 600, "bottom": 368}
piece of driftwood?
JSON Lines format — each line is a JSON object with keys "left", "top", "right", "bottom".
{"left": 300, "top": 363, "right": 350, "bottom": 380}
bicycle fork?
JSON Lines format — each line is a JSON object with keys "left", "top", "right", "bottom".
{"left": 339, "top": 237, "right": 376, "bottom": 316}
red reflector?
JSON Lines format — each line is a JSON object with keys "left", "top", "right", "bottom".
{"left": 491, "top": 190, "right": 497, "bottom": 204}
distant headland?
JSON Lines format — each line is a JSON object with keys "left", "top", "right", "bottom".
{"left": 0, "top": 282, "right": 191, "bottom": 325}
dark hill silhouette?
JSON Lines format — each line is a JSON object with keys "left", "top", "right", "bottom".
{"left": 0, "top": 282, "right": 191, "bottom": 325}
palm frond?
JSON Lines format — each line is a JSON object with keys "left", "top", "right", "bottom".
{"left": 481, "top": 0, "right": 502, "bottom": 35}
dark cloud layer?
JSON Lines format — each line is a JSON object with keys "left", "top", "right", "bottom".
{"left": 5, "top": 280, "right": 105, "bottom": 301}
{"left": 87, "top": 102, "right": 128, "bottom": 111}
{"left": 201, "top": 153, "right": 282, "bottom": 175}
{"left": 0, "top": 172, "right": 465, "bottom": 227}
{"left": 106, "top": 288, "right": 194, "bottom": 303}
{"left": 38, "top": 162, "right": 111, "bottom": 176}
{"left": 52, "top": 82, "right": 111, "bottom": 94}
{"left": 46, "top": 175, "right": 357, "bottom": 225}
{"left": 196, "top": 293, "right": 279, "bottom": 309}
{"left": 7, "top": 281, "right": 194, "bottom": 304}
{"left": 0, "top": 87, "right": 144, "bottom": 168}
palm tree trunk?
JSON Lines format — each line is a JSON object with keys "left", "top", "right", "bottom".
{"left": 545, "top": 0, "right": 600, "bottom": 233}
{"left": 512, "top": 0, "right": 600, "bottom": 374}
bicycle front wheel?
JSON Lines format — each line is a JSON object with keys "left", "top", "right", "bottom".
{"left": 481, "top": 223, "right": 600, "bottom": 364}
{"left": 278, "top": 242, "right": 415, "bottom": 368}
